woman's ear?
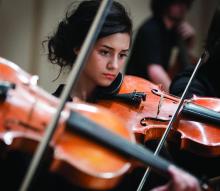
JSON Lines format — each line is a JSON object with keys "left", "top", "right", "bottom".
{"left": 73, "top": 47, "right": 80, "bottom": 55}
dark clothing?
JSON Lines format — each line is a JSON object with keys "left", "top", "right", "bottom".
{"left": 170, "top": 51, "right": 220, "bottom": 98}
{"left": 170, "top": 39, "right": 220, "bottom": 98}
{"left": 126, "top": 17, "right": 178, "bottom": 79}
{"left": 0, "top": 150, "right": 86, "bottom": 191}
{"left": 52, "top": 73, "right": 124, "bottom": 102}
{"left": 170, "top": 65, "right": 217, "bottom": 98}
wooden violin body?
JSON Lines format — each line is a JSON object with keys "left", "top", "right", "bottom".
{"left": 98, "top": 75, "right": 220, "bottom": 157}
{"left": 0, "top": 57, "right": 134, "bottom": 190}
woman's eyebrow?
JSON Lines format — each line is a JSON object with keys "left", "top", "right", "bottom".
{"left": 101, "top": 45, "right": 113, "bottom": 50}
{"left": 101, "top": 45, "right": 129, "bottom": 52}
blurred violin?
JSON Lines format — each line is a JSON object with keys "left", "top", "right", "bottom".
{"left": 98, "top": 75, "right": 220, "bottom": 157}
{"left": 0, "top": 57, "right": 134, "bottom": 190}
{"left": 0, "top": 57, "right": 185, "bottom": 190}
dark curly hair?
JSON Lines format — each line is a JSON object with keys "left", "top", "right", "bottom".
{"left": 151, "top": 0, "right": 194, "bottom": 18}
{"left": 45, "top": 0, "right": 132, "bottom": 71}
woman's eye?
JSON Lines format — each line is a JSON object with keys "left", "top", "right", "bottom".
{"left": 119, "top": 53, "right": 128, "bottom": 59}
{"left": 100, "top": 50, "right": 110, "bottom": 56}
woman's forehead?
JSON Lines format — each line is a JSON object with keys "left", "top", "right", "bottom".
{"left": 95, "top": 33, "right": 130, "bottom": 50}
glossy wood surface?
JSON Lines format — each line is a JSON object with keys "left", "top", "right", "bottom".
{"left": 0, "top": 57, "right": 134, "bottom": 190}
{"left": 98, "top": 75, "right": 220, "bottom": 157}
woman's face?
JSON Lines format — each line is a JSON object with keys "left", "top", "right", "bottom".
{"left": 82, "top": 33, "right": 130, "bottom": 87}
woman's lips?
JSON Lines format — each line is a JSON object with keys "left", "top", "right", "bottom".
{"left": 103, "top": 73, "right": 116, "bottom": 80}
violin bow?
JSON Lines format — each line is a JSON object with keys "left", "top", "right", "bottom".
{"left": 137, "top": 6, "right": 220, "bottom": 191}
{"left": 19, "top": 1, "right": 113, "bottom": 190}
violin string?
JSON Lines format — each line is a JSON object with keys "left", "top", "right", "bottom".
{"left": 136, "top": 50, "right": 209, "bottom": 191}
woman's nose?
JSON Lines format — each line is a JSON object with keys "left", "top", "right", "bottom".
{"left": 107, "top": 56, "right": 119, "bottom": 70}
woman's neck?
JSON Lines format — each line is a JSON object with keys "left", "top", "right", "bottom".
{"left": 72, "top": 74, "right": 96, "bottom": 101}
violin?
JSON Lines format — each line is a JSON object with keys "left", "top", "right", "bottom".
{"left": 98, "top": 75, "right": 220, "bottom": 157}
{"left": 1, "top": 57, "right": 191, "bottom": 191}
{"left": 0, "top": 57, "right": 135, "bottom": 190}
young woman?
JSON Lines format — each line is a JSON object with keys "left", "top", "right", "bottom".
{"left": 126, "top": 0, "right": 195, "bottom": 92}
{"left": 48, "top": 0, "right": 131, "bottom": 102}
{"left": 44, "top": 0, "right": 201, "bottom": 190}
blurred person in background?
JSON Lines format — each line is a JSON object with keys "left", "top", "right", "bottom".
{"left": 126, "top": 0, "right": 195, "bottom": 92}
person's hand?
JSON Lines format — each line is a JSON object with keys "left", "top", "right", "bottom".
{"left": 178, "top": 21, "right": 195, "bottom": 40}
{"left": 178, "top": 21, "right": 195, "bottom": 49}
{"left": 147, "top": 64, "right": 171, "bottom": 92}
{"left": 150, "top": 165, "right": 201, "bottom": 191}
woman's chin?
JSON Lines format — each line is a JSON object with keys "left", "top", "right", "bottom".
{"left": 97, "top": 79, "right": 114, "bottom": 87}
